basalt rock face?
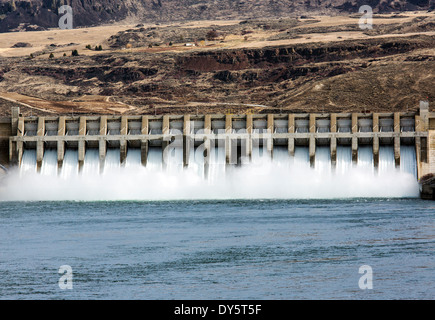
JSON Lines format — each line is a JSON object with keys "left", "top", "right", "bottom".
{"left": 0, "top": 0, "right": 433, "bottom": 32}
{"left": 176, "top": 38, "right": 433, "bottom": 72}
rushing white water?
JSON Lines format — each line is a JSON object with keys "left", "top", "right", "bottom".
{"left": 0, "top": 144, "right": 420, "bottom": 201}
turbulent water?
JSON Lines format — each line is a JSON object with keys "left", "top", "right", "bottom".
{"left": 0, "top": 145, "right": 420, "bottom": 201}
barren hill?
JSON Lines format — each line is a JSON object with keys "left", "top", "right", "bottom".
{"left": 0, "top": 0, "right": 434, "bottom": 32}
{"left": 0, "top": 13, "right": 433, "bottom": 116}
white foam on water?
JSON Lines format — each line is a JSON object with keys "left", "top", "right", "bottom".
{"left": 0, "top": 145, "right": 420, "bottom": 201}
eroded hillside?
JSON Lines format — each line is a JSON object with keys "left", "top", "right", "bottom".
{"left": 0, "top": 13, "right": 434, "bottom": 116}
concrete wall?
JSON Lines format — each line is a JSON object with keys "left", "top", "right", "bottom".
{"left": 5, "top": 104, "right": 435, "bottom": 182}
{"left": 0, "top": 118, "right": 11, "bottom": 167}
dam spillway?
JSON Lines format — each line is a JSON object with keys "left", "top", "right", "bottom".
{"left": 1, "top": 102, "right": 435, "bottom": 200}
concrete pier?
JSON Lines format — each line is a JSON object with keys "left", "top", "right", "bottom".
{"left": 140, "top": 116, "right": 149, "bottom": 167}
{"left": 267, "top": 114, "right": 274, "bottom": 159}
{"left": 372, "top": 113, "right": 379, "bottom": 169}
{"left": 203, "top": 115, "right": 212, "bottom": 178}
{"left": 288, "top": 114, "right": 295, "bottom": 157}
{"left": 246, "top": 114, "right": 253, "bottom": 161}
{"left": 183, "top": 115, "right": 191, "bottom": 168}
{"left": 225, "top": 114, "right": 232, "bottom": 165}
{"left": 330, "top": 114, "right": 337, "bottom": 168}
{"left": 162, "top": 115, "right": 170, "bottom": 168}
{"left": 57, "top": 117, "right": 66, "bottom": 170}
{"left": 2, "top": 102, "right": 435, "bottom": 199}
{"left": 351, "top": 113, "right": 358, "bottom": 164}
{"left": 394, "top": 112, "right": 401, "bottom": 168}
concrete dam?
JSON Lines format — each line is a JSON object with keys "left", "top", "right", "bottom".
{"left": 1, "top": 102, "right": 434, "bottom": 200}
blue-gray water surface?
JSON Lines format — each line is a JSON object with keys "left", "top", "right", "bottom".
{"left": 0, "top": 199, "right": 434, "bottom": 300}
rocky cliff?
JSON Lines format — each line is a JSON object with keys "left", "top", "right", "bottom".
{"left": 0, "top": 0, "right": 433, "bottom": 32}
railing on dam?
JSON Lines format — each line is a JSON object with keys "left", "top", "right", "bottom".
{"left": 4, "top": 102, "right": 435, "bottom": 181}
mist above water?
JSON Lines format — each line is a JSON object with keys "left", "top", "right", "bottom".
{"left": 0, "top": 145, "right": 419, "bottom": 201}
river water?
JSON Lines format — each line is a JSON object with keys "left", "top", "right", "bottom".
{"left": 0, "top": 199, "right": 434, "bottom": 299}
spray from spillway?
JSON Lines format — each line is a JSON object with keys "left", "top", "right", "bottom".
{"left": 0, "top": 145, "right": 419, "bottom": 201}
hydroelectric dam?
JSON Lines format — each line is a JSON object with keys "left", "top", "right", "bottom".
{"left": 1, "top": 102, "right": 434, "bottom": 200}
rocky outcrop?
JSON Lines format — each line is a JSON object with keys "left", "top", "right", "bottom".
{"left": 420, "top": 173, "right": 435, "bottom": 200}
{"left": 176, "top": 36, "right": 435, "bottom": 72}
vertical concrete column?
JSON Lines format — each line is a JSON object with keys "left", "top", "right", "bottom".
{"left": 121, "top": 116, "right": 128, "bottom": 135}
{"left": 140, "top": 140, "right": 148, "bottom": 167}
{"left": 141, "top": 116, "right": 149, "bottom": 135}
{"left": 78, "top": 140, "right": 85, "bottom": 172}
{"left": 11, "top": 106, "right": 19, "bottom": 136}
{"left": 99, "top": 139, "right": 106, "bottom": 173}
{"left": 58, "top": 117, "right": 66, "bottom": 136}
{"left": 309, "top": 136, "right": 316, "bottom": 168}
{"left": 415, "top": 115, "right": 422, "bottom": 179}
{"left": 183, "top": 115, "right": 191, "bottom": 167}
{"left": 120, "top": 116, "right": 128, "bottom": 166}
{"left": 225, "top": 114, "right": 232, "bottom": 165}
{"left": 394, "top": 136, "right": 401, "bottom": 168}
{"left": 78, "top": 116, "right": 86, "bottom": 172}
{"left": 419, "top": 101, "right": 429, "bottom": 131}
{"left": 37, "top": 117, "right": 45, "bottom": 137}
{"left": 141, "top": 116, "right": 149, "bottom": 167}
{"left": 15, "top": 141, "right": 23, "bottom": 167}
{"left": 57, "top": 116, "right": 66, "bottom": 171}
{"left": 415, "top": 139, "right": 421, "bottom": 180}
{"left": 352, "top": 113, "right": 358, "bottom": 134}
{"left": 36, "top": 117, "right": 45, "bottom": 172}
{"left": 9, "top": 140, "right": 24, "bottom": 167}
{"left": 330, "top": 114, "right": 337, "bottom": 168}
{"left": 373, "top": 136, "right": 379, "bottom": 169}
{"left": 246, "top": 114, "right": 253, "bottom": 161}
{"left": 309, "top": 114, "right": 316, "bottom": 167}
{"left": 267, "top": 114, "right": 274, "bottom": 158}
{"left": 162, "top": 115, "right": 170, "bottom": 168}
{"left": 36, "top": 140, "right": 44, "bottom": 172}
{"left": 428, "top": 131, "right": 435, "bottom": 177}
{"left": 352, "top": 137, "right": 358, "bottom": 165}
{"left": 394, "top": 112, "right": 401, "bottom": 168}
{"left": 288, "top": 114, "right": 295, "bottom": 156}
{"left": 204, "top": 115, "right": 212, "bottom": 178}
{"left": 99, "top": 116, "right": 108, "bottom": 172}
{"left": 352, "top": 113, "right": 358, "bottom": 164}
{"left": 162, "top": 115, "right": 170, "bottom": 135}
{"left": 79, "top": 116, "right": 86, "bottom": 136}
{"left": 100, "top": 116, "right": 107, "bottom": 136}
{"left": 309, "top": 114, "right": 316, "bottom": 134}
{"left": 373, "top": 113, "right": 379, "bottom": 169}
{"left": 17, "top": 117, "right": 24, "bottom": 137}
{"left": 120, "top": 140, "right": 127, "bottom": 166}
{"left": 14, "top": 117, "right": 24, "bottom": 167}
{"left": 9, "top": 141, "right": 17, "bottom": 166}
